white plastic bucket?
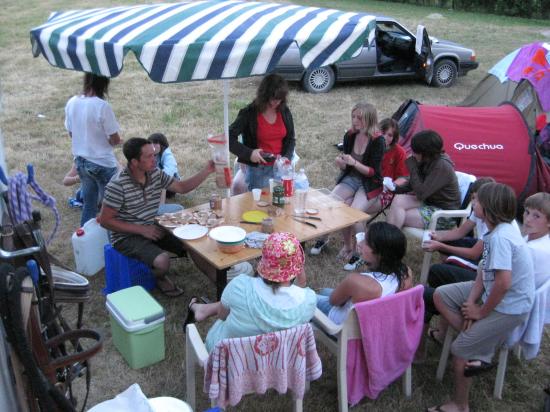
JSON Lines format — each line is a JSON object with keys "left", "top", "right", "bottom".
{"left": 72, "top": 218, "right": 110, "bottom": 276}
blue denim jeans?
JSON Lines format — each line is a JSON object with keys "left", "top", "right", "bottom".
{"left": 75, "top": 156, "right": 117, "bottom": 226}
{"left": 245, "top": 164, "right": 274, "bottom": 191}
{"left": 316, "top": 288, "right": 335, "bottom": 316}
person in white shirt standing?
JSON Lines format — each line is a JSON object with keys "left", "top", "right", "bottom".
{"left": 65, "top": 73, "right": 122, "bottom": 226}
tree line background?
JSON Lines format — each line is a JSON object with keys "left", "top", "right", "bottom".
{"left": 383, "top": 0, "right": 549, "bottom": 19}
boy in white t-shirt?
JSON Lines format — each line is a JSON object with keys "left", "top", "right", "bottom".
{"left": 421, "top": 178, "right": 495, "bottom": 346}
{"left": 523, "top": 192, "right": 550, "bottom": 288}
{"left": 428, "top": 183, "right": 534, "bottom": 412}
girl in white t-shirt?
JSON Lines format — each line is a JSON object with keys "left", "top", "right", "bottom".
{"left": 65, "top": 73, "right": 122, "bottom": 226}
{"left": 316, "top": 222, "right": 413, "bottom": 324}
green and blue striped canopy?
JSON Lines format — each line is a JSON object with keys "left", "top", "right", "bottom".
{"left": 30, "top": 0, "right": 376, "bottom": 83}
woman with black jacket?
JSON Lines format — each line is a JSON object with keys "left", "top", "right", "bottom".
{"left": 229, "top": 74, "right": 295, "bottom": 191}
{"left": 310, "top": 102, "right": 384, "bottom": 271}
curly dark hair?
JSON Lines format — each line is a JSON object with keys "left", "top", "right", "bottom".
{"left": 366, "top": 222, "right": 408, "bottom": 290}
{"left": 254, "top": 74, "right": 288, "bottom": 113}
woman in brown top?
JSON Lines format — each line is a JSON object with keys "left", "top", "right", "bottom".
{"left": 387, "top": 130, "right": 460, "bottom": 230}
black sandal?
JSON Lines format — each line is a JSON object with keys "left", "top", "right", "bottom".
{"left": 182, "top": 297, "right": 199, "bottom": 333}
{"left": 464, "top": 359, "right": 494, "bottom": 377}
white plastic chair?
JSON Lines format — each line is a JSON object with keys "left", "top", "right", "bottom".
{"left": 402, "top": 171, "right": 476, "bottom": 284}
{"left": 436, "top": 277, "right": 550, "bottom": 399}
{"left": 185, "top": 323, "right": 319, "bottom": 411}
{"left": 312, "top": 286, "right": 424, "bottom": 412}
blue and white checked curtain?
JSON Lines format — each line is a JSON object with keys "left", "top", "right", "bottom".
{"left": 30, "top": 0, "right": 376, "bottom": 82}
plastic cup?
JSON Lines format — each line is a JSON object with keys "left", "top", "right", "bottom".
{"left": 269, "top": 178, "right": 275, "bottom": 193}
{"left": 422, "top": 230, "right": 432, "bottom": 248}
{"left": 252, "top": 188, "right": 262, "bottom": 202}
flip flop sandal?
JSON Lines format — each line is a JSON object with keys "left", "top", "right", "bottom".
{"left": 464, "top": 359, "right": 494, "bottom": 377}
{"left": 157, "top": 277, "right": 184, "bottom": 298}
{"left": 182, "top": 296, "right": 199, "bottom": 333}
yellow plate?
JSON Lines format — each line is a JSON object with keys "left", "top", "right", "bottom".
{"left": 241, "top": 210, "right": 269, "bottom": 223}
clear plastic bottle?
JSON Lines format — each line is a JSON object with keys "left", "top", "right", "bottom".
{"left": 281, "top": 159, "right": 294, "bottom": 201}
{"left": 293, "top": 168, "right": 309, "bottom": 215}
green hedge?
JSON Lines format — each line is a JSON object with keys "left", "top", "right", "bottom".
{"left": 384, "top": 0, "right": 550, "bottom": 19}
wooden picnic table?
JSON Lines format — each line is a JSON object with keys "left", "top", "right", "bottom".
{"left": 178, "top": 189, "right": 370, "bottom": 298}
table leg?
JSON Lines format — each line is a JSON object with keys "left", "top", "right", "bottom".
{"left": 187, "top": 250, "right": 228, "bottom": 298}
{"left": 216, "top": 268, "right": 228, "bottom": 300}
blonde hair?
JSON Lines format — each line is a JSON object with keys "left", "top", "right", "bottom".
{"left": 524, "top": 192, "right": 550, "bottom": 221}
{"left": 352, "top": 102, "right": 378, "bottom": 137}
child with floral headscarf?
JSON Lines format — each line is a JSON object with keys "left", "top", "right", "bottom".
{"left": 186, "top": 232, "right": 317, "bottom": 352}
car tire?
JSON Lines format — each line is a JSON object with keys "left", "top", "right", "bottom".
{"left": 431, "top": 59, "right": 457, "bottom": 88}
{"left": 302, "top": 66, "right": 335, "bottom": 93}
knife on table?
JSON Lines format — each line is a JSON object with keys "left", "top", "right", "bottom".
{"left": 291, "top": 215, "right": 321, "bottom": 221}
{"left": 240, "top": 221, "right": 261, "bottom": 225}
{"left": 292, "top": 217, "right": 317, "bottom": 228}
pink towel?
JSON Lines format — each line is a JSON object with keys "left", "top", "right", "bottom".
{"left": 346, "top": 285, "right": 424, "bottom": 404}
{"left": 204, "top": 323, "right": 322, "bottom": 408}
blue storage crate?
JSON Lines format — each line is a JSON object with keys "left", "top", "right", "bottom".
{"left": 103, "top": 245, "right": 156, "bottom": 294}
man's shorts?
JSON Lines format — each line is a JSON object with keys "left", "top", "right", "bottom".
{"left": 435, "top": 281, "right": 527, "bottom": 363}
{"left": 113, "top": 232, "right": 186, "bottom": 267}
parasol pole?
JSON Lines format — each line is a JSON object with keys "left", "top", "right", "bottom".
{"left": 223, "top": 79, "right": 230, "bottom": 197}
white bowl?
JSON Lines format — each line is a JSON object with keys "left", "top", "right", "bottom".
{"left": 209, "top": 225, "right": 247, "bottom": 243}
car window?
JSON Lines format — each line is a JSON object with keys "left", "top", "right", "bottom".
{"left": 376, "top": 22, "right": 413, "bottom": 42}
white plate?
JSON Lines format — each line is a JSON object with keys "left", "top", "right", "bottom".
{"left": 173, "top": 224, "right": 208, "bottom": 240}
{"left": 158, "top": 221, "right": 179, "bottom": 228}
{"left": 209, "top": 225, "right": 247, "bottom": 243}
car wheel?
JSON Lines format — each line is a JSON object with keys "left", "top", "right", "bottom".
{"left": 302, "top": 66, "right": 335, "bottom": 93}
{"left": 431, "top": 59, "right": 457, "bottom": 88}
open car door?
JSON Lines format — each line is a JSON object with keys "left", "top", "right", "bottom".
{"left": 414, "top": 25, "right": 434, "bottom": 84}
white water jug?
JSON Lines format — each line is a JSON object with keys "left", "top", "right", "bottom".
{"left": 72, "top": 218, "right": 110, "bottom": 276}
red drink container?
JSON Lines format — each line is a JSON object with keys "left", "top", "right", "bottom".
{"left": 282, "top": 177, "right": 293, "bottom": 197}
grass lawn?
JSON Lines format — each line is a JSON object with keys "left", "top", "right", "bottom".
{"left": 1, "top": 0, "right": 548, "bottom": 410}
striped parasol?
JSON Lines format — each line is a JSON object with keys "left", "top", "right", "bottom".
{"left": 30, "top": 0, "right": 376, "bottom": 83}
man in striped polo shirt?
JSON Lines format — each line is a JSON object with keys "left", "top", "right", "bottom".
{"left": 99, "top": 137, "right": 214, "bottom": 297}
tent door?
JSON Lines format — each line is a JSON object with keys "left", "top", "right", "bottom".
{"left": 414, "top": 25, "right": 434, "bottom": 84}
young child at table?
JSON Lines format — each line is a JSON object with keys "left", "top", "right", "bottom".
{"left": 522, "top": 192, "right": 550, "bottom": 288}
{"left": 428, "top": 182, "right": 534, "bottom": 412}
{"left": 316, "top": 222, "right": 413, "bottom": 324}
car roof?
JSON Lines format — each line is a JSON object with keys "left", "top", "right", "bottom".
{"left": 373, "top": 15, "right": 398, "bottom": 23}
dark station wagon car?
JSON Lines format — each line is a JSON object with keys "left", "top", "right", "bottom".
{"left": 274, "top": 16, "right": 478, "bottom": 93}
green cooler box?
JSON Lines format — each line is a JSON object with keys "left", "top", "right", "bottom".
{"left": 106, "top": 286, "right": 165, "bottom": 369}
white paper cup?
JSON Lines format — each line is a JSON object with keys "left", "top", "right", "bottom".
{"left": 252, "top": 188, "right": 262, "bottom": 201}
{"left": 422, "top": 230, "right": 432, "bottom": 247}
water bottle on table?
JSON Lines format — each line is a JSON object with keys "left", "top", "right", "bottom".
{"left": 293, "top": 168, "right": 309, "bottom": 215}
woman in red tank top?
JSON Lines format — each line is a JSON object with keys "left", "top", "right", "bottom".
{"left": 229, "top": 74, "right": 295, "bottom": 191}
